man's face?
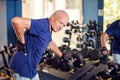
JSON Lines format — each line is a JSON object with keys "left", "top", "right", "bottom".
{"left": 51, "top": 14, "right": 69, "bottom": 32}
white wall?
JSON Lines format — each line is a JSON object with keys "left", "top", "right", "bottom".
{"left": 22, "top": 0, "right": 44, "bottom": 18}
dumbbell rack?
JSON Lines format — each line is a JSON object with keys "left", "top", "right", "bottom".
{"left": 37, "top": 64, "right": 72, "bottom": 80}
{"left": 0, "top": 46, "right": 14, "bottom": 80}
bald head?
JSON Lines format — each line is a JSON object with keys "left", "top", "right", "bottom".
{"left": 50, "top": 10, "right": 69, "bottom": 32}
{"left": 53, "top": 10, "right": 69, "bottom": 19}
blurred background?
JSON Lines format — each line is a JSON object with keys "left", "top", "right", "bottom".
{"left": 0, "top": 0, "right": 120, "bottom": 80}
{"left": 0, "top": 0, "right": 120, "bottom": 48}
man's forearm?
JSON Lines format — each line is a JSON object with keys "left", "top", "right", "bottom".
{"left": 11, "top": 17, "right": 30, "bottom": 44}
{"left": 101, "top": 32, "right": 108, "bottom": 47}
{"left": 12, "top": 21, "right": 25, "bottom": 44}
{"left": 49, "top": 41, "right": 62, "bottom": 58}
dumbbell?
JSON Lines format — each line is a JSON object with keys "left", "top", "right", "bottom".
{"left": 65, "top": 29, "right": 81, "bottom": 35}
{"left": 72, "top": 53, "right": 85, "bottom": 68}
{"left": 88, "top": 40, "right": 94, "bottom": 48}
{"left": 92, "top": 20, "right": 97, "bottom": 29}
{"left": 61, "top": 49, "right": 84, "bottom": 67}
{"left": 76, "top": 36, "right": 83, "bottom": 43}
{"left": 51, "top": 52, "right": 73, "bottom": 71}
{"left": 60, "top": 52, "right": 85, "bottom": 72}
{"left": 0, "top": 46, "right": 8, "bottom": 54}
{"left": 63, "top": 37, "right": 70, "bottom": 43}
{"left": 40, "top": 49, "right": 53, "bottom": 66}
{"left": 80, "top": 47, "right": 92, "bottom": 60}
{"left": 60, "top": 53, "right": 73, "bottom": 72}
{"left": 52, "top": 55, "right": 61, "bottom": 69}
{"left": 52, "top": 45, "right": 71, "bottom": 70}
{"left": 1, "top": 44, "right": 17, "bottom": 56}
{"left": 0, "top": 45, "right": 14, "bottom": 56}
{"left": 45, "top": 49, "right": 53, "bottom": 66}
{"left": 52, "top": 51, "right": 84, "bottom": 72}
{"left": 89, "top": 49, "right": 102, "bottom": 62}
{"left": 74, "top": 29, "right": 81, "bottom": 34}
{"left": 108, "top": 62, "right": 120, "bottom": 75}
{"left": 98, "top": 62, "right": 120, "bottom": 79}
{"left": 87, "top": 20, "right": 93, "bottom": 30}
{"left": 97, "top": 30, "right": 103, "bottom": 36}
{"left": 67, "top": 21, "right": 79, "bottom": 29}
{"left": 65, "top": 29, "right": 79, "bottom": 35}
{"left": 63, "top": 37, "right": 76, "bottom": 43}
{"left": 76, "top": 43, "right": 87, "bottom": 49}
{"left": 87, "top": 20, "right": 97, "bottom": 30}
{"left": 65, "top": 30, "right": 71, "bottom": 35}
{"left": 58, "top": 45, "right": 70, "bottom": 52}
{"left": 85, "top": 31, "right": 95, "bottom": 38}
{"left": 8, "top": 43, "right": 17, "bottom": 56}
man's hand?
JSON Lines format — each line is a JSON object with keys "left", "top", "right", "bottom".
{"left": 17, "top": 41, "right": 27, "bottom": 55}
{"left": 101, "top": 47, "right": 109, "bottom": 55}
{"left": 60, "top": 53, "right": 71, "bottom": 62}
{"left": 60, "top": 53, "right": 73, "bottom": 72}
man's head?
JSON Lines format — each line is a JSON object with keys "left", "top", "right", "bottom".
{"left": 50, "top": 10, "right": 69, "bottom": 32}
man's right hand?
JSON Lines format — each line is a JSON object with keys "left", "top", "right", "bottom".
{"left": 17, "top": 41, "right": 27, "bottom": 55}
{"left": 101, "top": 47, "right": 109, "bottom": 55}
{"left": 60, "top": 53, "right": 71, "bottom": 62}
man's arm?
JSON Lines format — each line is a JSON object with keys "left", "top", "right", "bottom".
{"left": 101, "top": 32, "right": 109, "bottom": 55}
{"left": 48, "top": 41, "right": 62, "bottom": 58}
{"left": 11, "top": 17, "right": 31, "bottom": 44}
{"left": 101, "top": 32, "right": 109, "bottom": 47}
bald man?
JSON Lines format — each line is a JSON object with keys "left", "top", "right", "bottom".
{"left": 10, "top": 10, "right": 69, "bottom": 80}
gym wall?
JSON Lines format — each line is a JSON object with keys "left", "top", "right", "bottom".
{"left": 0, "top": 0, "right": 7, "bottom": 47}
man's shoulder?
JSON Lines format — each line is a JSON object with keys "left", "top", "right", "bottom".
{"left": 31, "top": 18, "right": 48, "bottom": 21}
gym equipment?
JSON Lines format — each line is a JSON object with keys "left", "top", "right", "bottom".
{"left": 63, "top": 35, "right": 81, "bottom": 43}
{"left": 0, "top": 72, "right": 13, "bottom": 80}
{"left": 60, "top": 56, "right": 73, "bottom": 72}
{"left": 87, "top": 20, "right": 97, "bottom": 30}
{"left": 98, "top": 62, "right": 120, "bottom": 79}
{"left": 85, "top": 31, "right": 95, "bottom": 38}
{"left": 40, "top": 49, "right": 53, "bottom": 66}
{"left": 59, "top": 51, "right": 85, "bottom": 72}
{"left": 8, "top": 43, "right": 16, "bottom": 56}
{"left": 65, "top": 30, "right": 71, "bottom": 35}
{"left": 80, "top": 64, "right": 106, "bottom": 80}
{"left": 44, "top": 49, "right": 53, "bottom": 66}
{"left": 59, "top": 51, "right": 74, "bottom": 72}
{"left": 67, "top": 62, "right": 94, "bottom": 80}
{"left": 0, "top": 46, "right": 14, "bottom": 80}
{"left": 89, "top": 49, "right": 102, "bottom": 61}
{"left": 52, "top": 56, "right": 61, "bottom": 69}
{"left": 88, "top": 40, "right": 94, "bottom": 48}
{"left": 100, "top": 54, "right": 109, "bottom": 64}
{"left": 65, "top": 20, "right": 83, "bottom": 48}
{"left": 80, "top": 47, "right": 92, "bottom": 60}
{"left": 58, "top": 45, "right": 70, "bottom": 52}
{"left": 72, "top": 53, "right": 85, "bottom": 68}
{"left": 63, "top": 37, "right": 71, "bottom": 43}
{"left": 68, "top": 63, "right": 107, "bottom": 80}
{"left": 107, "top": 62, "right": 120, "bottom": 75}
{"left": 51, "top": 48, "right": 85, "bottom": 72}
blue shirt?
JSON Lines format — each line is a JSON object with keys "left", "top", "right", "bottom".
{"left": 105, "top": 20, "right": 120, "bottom": 53}
{"left": 10, "top": 18, "right": 52, "bottom": 78}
